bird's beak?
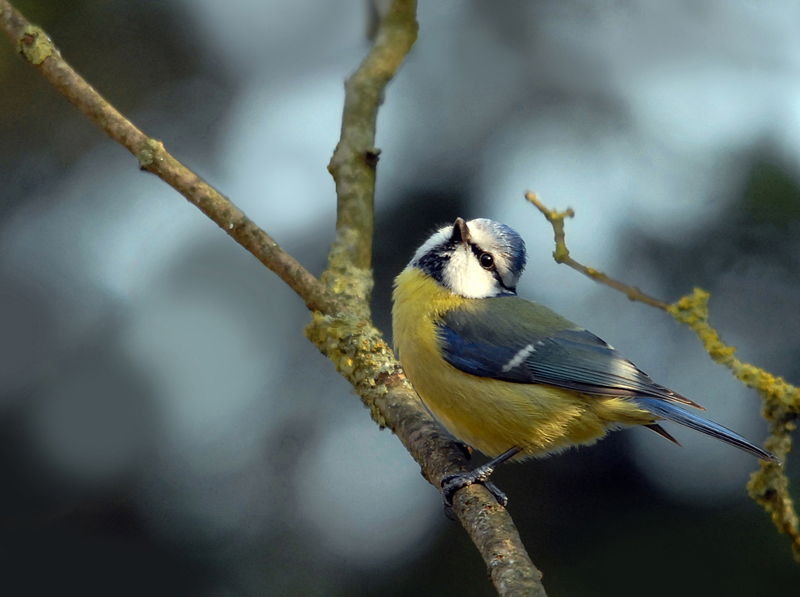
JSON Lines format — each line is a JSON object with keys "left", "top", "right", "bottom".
{"left": 451, "top": 217, "right": 471, "bottom": 244}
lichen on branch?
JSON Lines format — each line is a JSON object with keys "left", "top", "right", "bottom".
{"left": 671, "top": 289, "right": 800, "bottom": 561}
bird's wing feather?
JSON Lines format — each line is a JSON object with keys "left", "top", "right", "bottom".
{"left": 438, "top": 296, "right": 700, "bottom": 407}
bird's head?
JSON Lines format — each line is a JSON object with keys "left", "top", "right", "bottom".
{"left": 409, "top": 218, "right": 527, "bottom": 298}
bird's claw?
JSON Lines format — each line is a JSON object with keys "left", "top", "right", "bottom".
{"left": 441, "top": 468, "right": 508, "bottom": 508}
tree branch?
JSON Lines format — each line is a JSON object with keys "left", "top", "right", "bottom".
{"left": 327, "top": 0, "right": 419, "bottom": 271}
{"left": 0, "top": 1, "right": 548, "bottom": 593}
{"left": 528, "top": 191, "right": 800, "bottom": 563}
{"left": 310, "top": 3, "right": 547, "bottom": 594}
{"left": 0, "top": 1, "right": 339, "bottom": 316}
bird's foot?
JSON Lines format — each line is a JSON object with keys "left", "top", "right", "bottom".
{"left": 441, "top": 464, "right": 508, "bottom": 508}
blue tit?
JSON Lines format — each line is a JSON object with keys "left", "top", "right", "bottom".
{"left": 392, "top": 217, "right": 779, "bottom": 506}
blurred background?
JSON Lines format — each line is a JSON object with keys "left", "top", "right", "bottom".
{"left": 1, "top": 0, "right": 799, "bottom": 595}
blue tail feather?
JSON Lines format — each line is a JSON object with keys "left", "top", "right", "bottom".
{"left": 635, "top": 397, "right": 780, "bottom": 464}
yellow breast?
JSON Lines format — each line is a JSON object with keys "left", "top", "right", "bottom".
{"left": 392, "top": 268, "right": 653, "bottom": 459}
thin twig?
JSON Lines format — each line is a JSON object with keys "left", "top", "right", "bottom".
{"left": 0, "top": 1, "right": 339, "bottom": 316}
{"left": 526, "top": 192, "right": 670, "bottom": 310}
{"left": 527, "top": 190, "right": 800, "bottom": 562}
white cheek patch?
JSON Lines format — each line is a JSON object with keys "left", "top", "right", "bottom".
{"left": 443, "top": 245, "right": 502, "bottom": 298}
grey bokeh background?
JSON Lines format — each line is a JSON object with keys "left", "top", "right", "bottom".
{"left": 2, "top": 0, "right": 799, "bottom": 595}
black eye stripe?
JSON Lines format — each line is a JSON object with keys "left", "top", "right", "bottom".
{"left": 469, "top": 244, "right": 496, "bottom": 269}
{"left": 469, "top": 243, "right": 489, "bottom": 262}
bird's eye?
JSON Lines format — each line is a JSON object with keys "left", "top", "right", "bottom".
{"left": 479, "top": 253, "right": 494, "bottom": 269}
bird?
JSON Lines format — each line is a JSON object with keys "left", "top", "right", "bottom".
{"left": 391, "top": 217, "right": 780, "bottom": 506}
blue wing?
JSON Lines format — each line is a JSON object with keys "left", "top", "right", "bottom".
{"left": 437, "top": 297, "right": 699, "bottom": 407}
